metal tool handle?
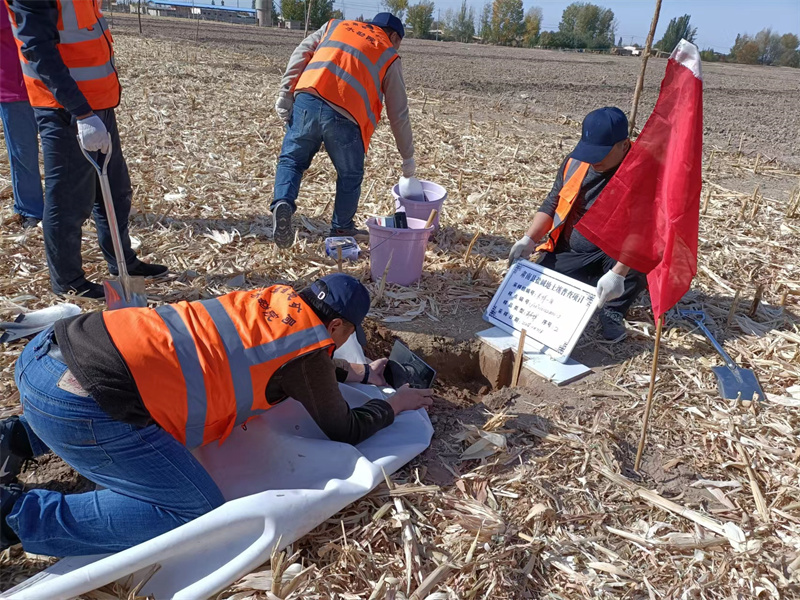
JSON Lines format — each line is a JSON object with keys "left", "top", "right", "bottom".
{"left": 78, "top": 137, "right": 131, "bottom": 282}
{"left": 679, "top": 310, "right": 738, "bottom": 370}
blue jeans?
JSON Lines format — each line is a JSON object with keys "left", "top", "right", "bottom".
{"left": 7, "top": 328, "right": 225, "bottom": 557}
{"left": 35, "top": 108, "right": 138, "bottom": 294}
{"left": 272, "top": 93, "right": 365, "bottom": 230}
{"left": 0, "top": 100, "right": 44, "bottom": 219}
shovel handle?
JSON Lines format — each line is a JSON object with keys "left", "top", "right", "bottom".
{"left": 679, "top": 310, "right": 738, "bottom": 370}
{"left": 79, "top": 138, "right": 131, "bottom": 283}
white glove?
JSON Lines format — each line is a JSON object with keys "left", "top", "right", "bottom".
{"left": 508, "top": 235, "right": 535, "bottom": 266}
{"left": 402, "top": 157, "right": 416, "bottom": 178}
{"left": 77, "top": 115, "right": 110, "bottom": 153}
{"left": 596, "top": 270, "right": 626, "bottom": 306}
{"left": 275, "top": 92, "right": 293, "bottom": 123}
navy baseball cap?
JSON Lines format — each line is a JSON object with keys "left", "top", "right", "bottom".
{"left": 371, "top": 12, "right": 405, "bottom": 39}
{"left": 310, "top": 273, "right": 371, "bottom": 325}
{"left": 570, "top": 107, "right": 629, "bottom": 164}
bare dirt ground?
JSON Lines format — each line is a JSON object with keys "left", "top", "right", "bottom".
{"left": 1, "top": 14, "right": 800, "bottom": 599}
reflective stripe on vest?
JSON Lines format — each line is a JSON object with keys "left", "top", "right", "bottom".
{"left": 302, "top": 60, "right": 378, "bottom": 127}
{"left": 103, "top": 287, "right": 334, "bottom": 448}
{"left": 20, "top": 60, "right": 115, "bottom": 83}
{"left": 314, "top": 38, "right": 396, "bottom": 104}
{"left": 536, "top": 159, "right": 592, "bottom": 253}
{"left": 294, "top": 19, "right": 399, "bottom": 153}
{"left": 155, "top": 304, "right": 209, "bottom": 449}
{"left": 58, "top": 0, "right": 110, "bottom": 43}
{"left": 198, "top": 298, "right": 331, "bottom": 428}
{"left": 7, "top": 0, "right": 120, "bottom": 110}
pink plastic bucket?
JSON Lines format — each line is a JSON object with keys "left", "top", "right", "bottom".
{"left": 367, "top": 217, "right": 433, "bottom": 286}
{"left": 392, "top": 180, "right": 447, "bottom": 229}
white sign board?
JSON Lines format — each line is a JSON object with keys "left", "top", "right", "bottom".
{"left": 484, "top": 260, "right": 598, "bottom": 361}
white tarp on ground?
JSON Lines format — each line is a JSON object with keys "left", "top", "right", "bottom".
{"left": 4, "top": 335, "right": 433, "bottom": 600}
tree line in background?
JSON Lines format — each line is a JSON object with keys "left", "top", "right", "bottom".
{"left": 267, "top": 0, "right": 800, "bottom": 68}
{"left": 405, "top": 0, "right": 616, "bottom": 49}
{"left": 278, "top": 0, "right": 344, "bottom": 28}
{"left": 724, "top": 30, "right": 799, "bottom": 67}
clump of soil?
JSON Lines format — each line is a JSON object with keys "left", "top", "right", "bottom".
{"left": 361, "top": 318, "right": 395, "bottom": 359}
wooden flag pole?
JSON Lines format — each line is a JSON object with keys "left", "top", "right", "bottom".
{"left": 629, "top": 0, "right": 663, "bottom": 135}
{"left": 634, "top": 314, "right": 664, "bottom": 471}
{"left": 304, "top": 0, "right": 313, "bottom": 36}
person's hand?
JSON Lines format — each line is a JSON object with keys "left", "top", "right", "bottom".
{"left": 275, "top": 92, "right": 293, "bottom": 123}
{"left": 367, "top": 358, "right": 388, "bottom": 386}
{"left": 77, "top": 114, "right": 110, "bottom": 153}
{"left": 508, "top": 235, "right": 535, "bottom": 267}
{"left": 402, "top": 157, "right": 416, "bottom": 178}
{"left": 389, "top": 384, "right": 433, "bottom": 415}
{"left": 596, "top": 270, "right": 625, "bottom": 305}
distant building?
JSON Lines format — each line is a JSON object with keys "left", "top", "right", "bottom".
{"left": 278, "top": 18, "right": 303, "bottom": 29}
{"left": 613, "top": 45, "right": 641, "bottom": 57}
{"left": 131, "top": 1, "right": 257, "bottom": 25}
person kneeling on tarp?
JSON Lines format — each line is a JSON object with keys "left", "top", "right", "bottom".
{"left": 507, "top": 107, "right": 647, "bottom": 342}
{"left": 0, "top": 274, "right": 432, "bottom": 556}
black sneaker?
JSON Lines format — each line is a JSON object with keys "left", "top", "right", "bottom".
{"left": 599, "top": 308, "right": 627, "bottom": 342}
{"left": 330, "top": 226, "right": 368, "bottom": 240}
{"left": 0, "top": 417, "right": 34, "bottom": 485}
{"left": 110, "top": 261, "right": 169, "bottom": 279}
{"left": 1, "top": 482, "right": 22, "bottom": 549}
{"left": 58, "top": 281, "right": 104, "bottom": 299}
{"left": 272, "top": 201, "right": 294, "bottom": 249}
{"left": 21, "top": 217, "right": 40, "bottom": 229}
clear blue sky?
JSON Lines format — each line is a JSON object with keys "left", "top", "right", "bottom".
{"left": 208, "top": 0, "right": 800, "bottom": 53}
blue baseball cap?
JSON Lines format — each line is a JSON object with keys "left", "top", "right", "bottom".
{"left": 310, "top": 273, "right": 371, "bottom": 325}
{"left": 371, "top": 12, "right": 405, "bottom": 39}
{"left": 570, "top": 107, "right": 629, "bottom": 164}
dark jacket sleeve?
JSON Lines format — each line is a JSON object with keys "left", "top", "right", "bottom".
{"left": 277, "top": 350, "right": 395, "bottom": 445}
{"left": 7, "top": 0, "right": 92, "bottom": 116}
{"left": 332, "top": 357, "right": 351, "bottom": 383}
{"left": 537, "top": 157, "right": 568, "bottom": 217}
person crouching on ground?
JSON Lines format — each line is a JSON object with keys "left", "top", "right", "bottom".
{"left": 508, "top": 107, "right": 647, "bottom": 342}
{"left": 271, "top": 13, "right": 416, "bottom": 248}
{"left": 0, "top": 274, "right": 432, "bottom": 556}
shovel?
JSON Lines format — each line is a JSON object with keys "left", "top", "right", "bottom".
{"left": 679, "top": 309, "right": 764, "bottom": 402}
{"left": 80, "top": 139, "right": 148, "bottom": 309}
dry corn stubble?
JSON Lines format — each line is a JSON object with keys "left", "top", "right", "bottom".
{"left": 0, "top": 25, "right": 799, "bottom": 600}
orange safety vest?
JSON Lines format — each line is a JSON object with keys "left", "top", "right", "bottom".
{"left": 6, "top": 0, "right": 120, "bottom": 110}
{"left": 294, "top": 19, "right": 399, "bottom": 153}
{"left": 536, "top": 158, "right": 592, "bottom": 252}
{"left": 103, "top": 286, "right": 334, "bottom": 448}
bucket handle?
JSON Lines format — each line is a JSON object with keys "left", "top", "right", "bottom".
{"left": 368, "top": 224, "right": 433, "bottom": 254}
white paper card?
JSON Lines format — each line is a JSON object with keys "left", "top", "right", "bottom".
{"left": 484, "top": 260, "right": 598, "bottom": 360}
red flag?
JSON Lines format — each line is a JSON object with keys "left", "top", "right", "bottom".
{"left": 576, "top": 40, "right": 703, "bottom": 318}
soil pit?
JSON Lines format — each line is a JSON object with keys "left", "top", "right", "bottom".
{"left": 361, "top": 318, "right": 704, "bottom": 501}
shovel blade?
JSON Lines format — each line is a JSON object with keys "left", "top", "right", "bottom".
{"left": 103, "top": 277, "right": 148, "bottom": 310}
{"left": 711, "top": 365, "right": 764, "bottom": 402}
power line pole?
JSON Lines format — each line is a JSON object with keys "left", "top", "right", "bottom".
{"left": 436, "top": 8, "right": 440, "bottom": 41}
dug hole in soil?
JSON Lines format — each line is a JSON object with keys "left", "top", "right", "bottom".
{"left": 361, "top": 317, "right": 701, "bottom": 501}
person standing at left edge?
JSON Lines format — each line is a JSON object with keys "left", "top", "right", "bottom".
{"left": 0, "top": 4, "right": 43, "bottom": 229}
{"left": 5, "top": 0, "right": 167, "bottom": 299}
{"left": 272, "top": 13, "right": 416, "bottom": 248}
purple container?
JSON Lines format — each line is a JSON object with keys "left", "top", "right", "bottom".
{"left": 367, "top": 217, "right": 433, "bottom": 286}
{"left": 392, "top": 180, "right": 447, "bottom": 230}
